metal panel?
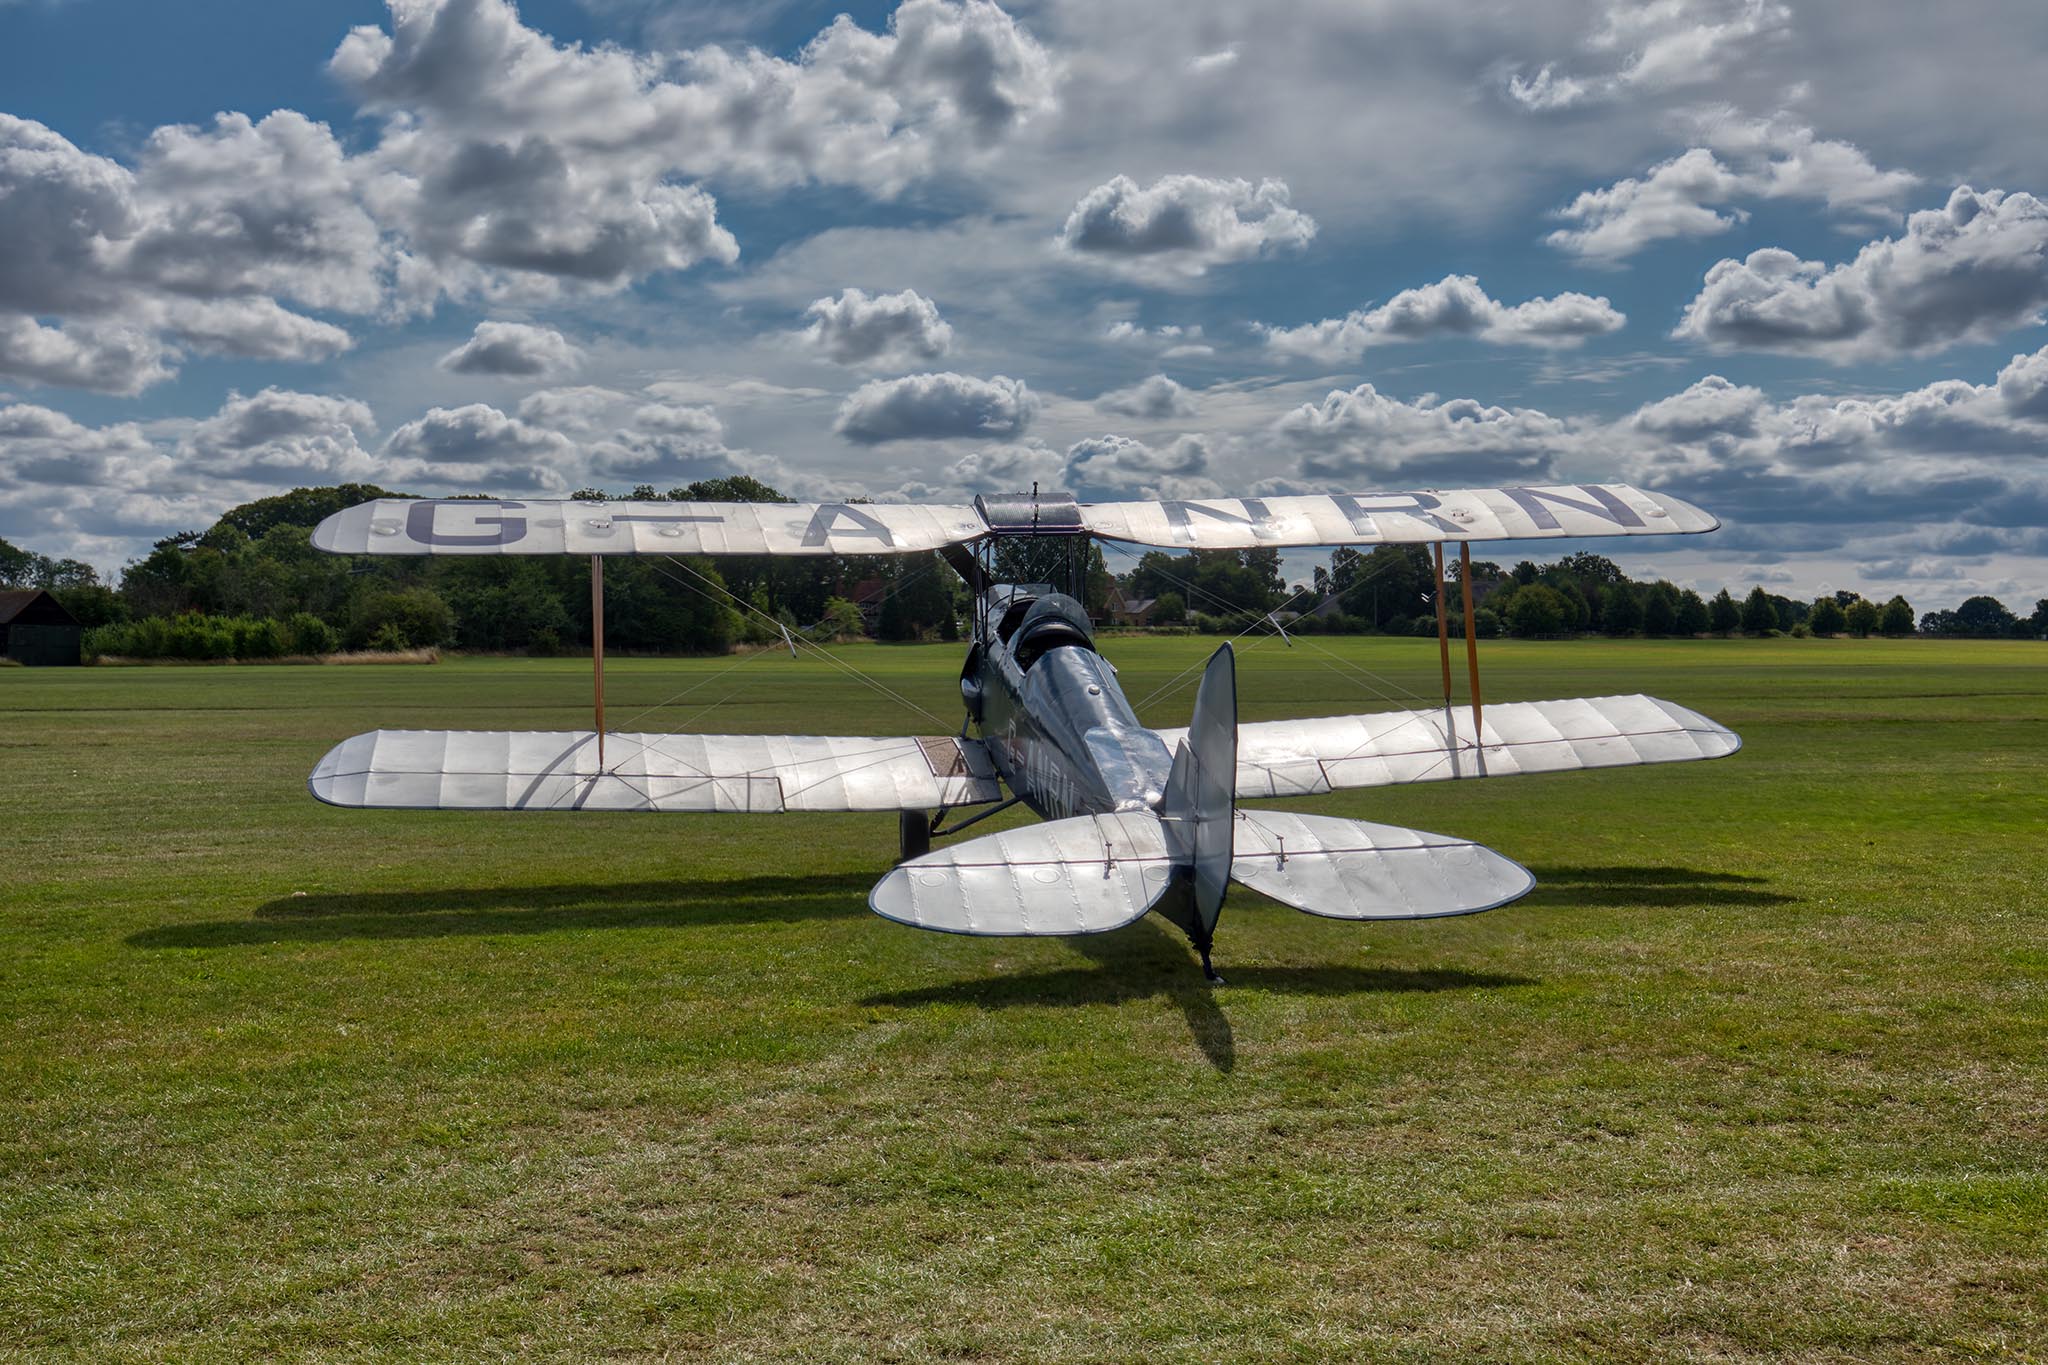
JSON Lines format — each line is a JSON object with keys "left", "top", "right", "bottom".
{"left": 1161, "top": 644, "right": 1237, "bottom": 935}
{"left": 311, "top": 498, "right": 990, "bottom": 557}
{"left": 1155, "top": 694, "right": 1740, "bottom": 796}
{"left": 868, "top": 812, "right": 1175, "bottom": 935}
{"left": 308, "top": 730, "right": 1002, "bottom": 812}
{"left": 1228, "top": 810, "right": 1533, "bottom": 920}
{"left": 1078, "top": 484, "right": 1718, "bottom": 549}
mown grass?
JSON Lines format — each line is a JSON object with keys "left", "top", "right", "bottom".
{"left": 1, "top": 636, "right": 2043, "bottom": 1361}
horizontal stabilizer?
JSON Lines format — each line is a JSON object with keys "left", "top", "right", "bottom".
{"left": 869, "top": 813, "right": 1175, "bottom": 936}
{"left": 1230, "top": 810, "right": 1532, "bottom": 920}
{"left": 870, "top": 807, "right": 1533, "bottom": 935}
{"left": 309, "top": 730, "right": 1000, "bottom": 813}
{"left": 1157, "top": 694, "right": 1739, "bottom": 797}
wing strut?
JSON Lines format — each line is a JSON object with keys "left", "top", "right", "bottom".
{"left": 1432, "top": 543, "right": 1453, "bottom": 712}
{"left": 1460, "top": 542, "right": 1484, "bottom": 741}
{"left": 591, "top": 553, "right": 606, "bottom": 771}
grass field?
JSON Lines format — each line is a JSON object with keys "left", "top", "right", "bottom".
{"left": 2, "top": 636, "right": 2044, "bottom": 1361}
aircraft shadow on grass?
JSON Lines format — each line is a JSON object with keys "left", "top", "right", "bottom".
{"left": 1519, "top": 864, "right": 1797, "bottom": 911}
{"left": 864, "top": 917, "right": 1535, "bottom": 1075}
{"left": 123, "top": 872, "right": 875, "bottom": 950}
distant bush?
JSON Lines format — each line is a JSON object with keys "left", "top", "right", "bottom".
{"left": 282, "top": 612, "right": 339, "bottom": 655}
{"left": 85, "top": 612, "right": 299, "bottom": 661}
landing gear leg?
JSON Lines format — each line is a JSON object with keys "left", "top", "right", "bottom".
{"left": 897, "top": 810, "right": 932, "bottom": 864}
{"left": 1198, "top": 941, "right": 1225, "bottom": 987}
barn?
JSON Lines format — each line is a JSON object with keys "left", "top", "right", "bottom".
{"left": 0, "top": 589, "right": 83, "bottom": 666}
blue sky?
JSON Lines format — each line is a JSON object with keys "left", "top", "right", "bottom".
{"left": 3, "top": 0, "right": 2047, "bottom": 608}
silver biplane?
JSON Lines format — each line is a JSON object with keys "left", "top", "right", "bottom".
{"left": 307, "top": 484, "right": 1739, "bottom": 980}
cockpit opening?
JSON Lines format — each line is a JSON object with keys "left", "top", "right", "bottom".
{"left": 1009, "top": 592, "right": 1096, "bottom": 670}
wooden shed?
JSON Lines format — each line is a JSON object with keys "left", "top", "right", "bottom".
{"left": 0, "top": 589, "right": 83, "bottom": 666}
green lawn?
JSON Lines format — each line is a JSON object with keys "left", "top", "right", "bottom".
{"left": 2, "top": 637, "right": 2043, "bottom": 1361}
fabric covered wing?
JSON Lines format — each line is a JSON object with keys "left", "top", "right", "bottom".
{"left": 1079, "top": 484, "right": 1715, "bottom": 549}
{"left": 1229, "top": 810, "right": 1532, "bottom": 919}
{"left": 1156, "top": 695, "right": 1739, "bottom": 798}
{"left": 312, "top": 498, "right": 988, "bottom": 556}
{"left": 309, "top": 730, "right": 1001, "bottom": 812}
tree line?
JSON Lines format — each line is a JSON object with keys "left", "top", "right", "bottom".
{"left": 3, "top": 486, "right": 2043, "bottom": 660}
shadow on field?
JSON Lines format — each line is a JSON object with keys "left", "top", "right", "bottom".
{"left": 125, "top": 872, "right": 874, "bottom": 949}
{"left": 1522, "top": 864, "right": 1797, "bottom": 910}
{"left": 866, "top": 918, "right": 1532, "bottom": 1075}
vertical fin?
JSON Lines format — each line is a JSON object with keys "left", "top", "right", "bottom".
{"left": 1159, "top": 643, "right": 1238, "bottom": 978}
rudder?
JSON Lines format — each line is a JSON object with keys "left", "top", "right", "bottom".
{"left": 1158, "top": 643, "right": 1238, "bottom": 979}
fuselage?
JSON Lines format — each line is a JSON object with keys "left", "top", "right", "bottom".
{"left": 962, "top": 587, "right": 1174, "bottom": 821}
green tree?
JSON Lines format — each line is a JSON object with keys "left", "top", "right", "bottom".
{"left": 1879, "top": 595, "right": 1914, "bottom": 636}
{"left": 1675, "top": 589, "right": 1710, "bottom": 636}
{"left": 347, "top": 587, "right": 455, "bottom": 649}
{"left": 1953, "top": 595, "right": 2019, "bottom": 638}
{"left": 1808, "top": 596, "right": 1847, "bottom": 636}
{"left": 1151, "top": 591, "right": 1186, "bottom": 625}
{"left": 1740, "top": 586, "right": 1779, "bottom": 635}
{"left": 1843, "top": 599, "right": 1879, "bottom": 637}
{"left": 1602, "top": 581, "right": 1643, "bottom": 636}
{"left": 1506, "top": 584, "right": 1568, "bottom": 638}
{"left": 1708, "top": 588, "right": 1740, "bottom": 635}
{"left": 2030, "top": 598, "right": 2048, "bottom": 640}
{"left": 1641, "top": 582, "right": 1679, "bottom": 636}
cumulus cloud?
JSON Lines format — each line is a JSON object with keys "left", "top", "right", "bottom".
{"left": 1273, "top": 383, "right": 1573, "bottom": 484}
{"left": 943, "top": 439, "right": 1065, "bottom": 492}
{"left": 834, "top": 371, "right": 1033, "bottom": 442}
{"left": 1260, "top": 275, "right": 1624, "bottom": 360}
{"left": 1056, "top": 174, "right": 1315, "bottom": 279}
{"left": 1618, "top": 346, "right": 2048, "bottom": 539}
{"left": 1673, "top": 187, "right": 2048, "bottom": 358}
{"left": 180, "top": 388, "right": 381, "bottom": 481}
{"left": 334, "top": 0, "right": 1058, "bottom": 195}
{"left": 1548, "top": 118, "right": 1918, "bottom": 262}
{"left": 438, "top": 320, "right": 582, "bottom": 376}
{"left": 628, "top": 402, "right": 723, "bottom": 439}
{"left": 0, "top": 112, "right": 369, "bottom": 392}
{"left": 1063, "top": 433, "right": 1217, "bottom": 497}
{"left": 1103, "top": 320, "right": 1213, "bottom": 357}
{"left": 1506, "top": 0, "right": 1792, "bottom": 111}
{"left": 0, "top": 317, "right": 174, "bottom": 397}
{"left": 384, "top": 402, "right": 576, "bottom": 467}
{"left": 797, "top": 287, "right": 954, "bottom": 366}
{"left": 515, "top": 385, "right": 632, "bottom": 432}
{"left": 1095, "top": 373, "right": 1196, "bottom": 419}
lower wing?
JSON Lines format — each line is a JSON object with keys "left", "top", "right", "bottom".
{"left": 308, "top": 730, "right": 1001, "bottom": 812}
{"left": 1156, "top": 694, "right": 1739, "bottom": 798}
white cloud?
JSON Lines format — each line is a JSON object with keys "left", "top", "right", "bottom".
{"left": 943, "top": 439, "right": 1065, "bottom": 492}
{"left": 1273, "top": 383, "right": 1574, "bottom": 484}
{"left": 0, "top": 112, "right": 369, "bottom": 392}
{"left": 1056, "top": 174, "right": 1315, "bottom": 280}
{"left": 628, "top": 402, "right": 723, "bottom": 439}
{"left": 383, "top": 402, "right": 576, "bottom": 472}
{"left": 1260, "top": 275, "right": 1624, "bottom": 359}
{"left": 1548, "top": 117, "right": 1917, "bottom": 262}
{"left": 516, "top": 385, "right": 632, "bottom": 432}
{"left": 1095, "top": 373, "right": 1196, "bottom": 419}
{"left": 333, "top": 0, "right": 1058, "bottom": 198}
{"left": 1674, "top": 187, "right": 2048, "bottom": 358}
{"left": 797, "top": 287, "right": 954, "bottom": 366}
{"left": 438, "top": 320, "right": 583, "bottom": 376}
{"left": 180, "top": 389, "right": 381, "bottom": 481}
{"left": 1063, "top": 433, "right": 1217, "bottom": 497}
{"left": 834, "top": 371, "right": 1033, "bottom": 443}
{"left": 1506, "top": 0, "right": 1792, "bottom": 111}
{"left": 0, "top": 317, "right": 174, "bottom": 396}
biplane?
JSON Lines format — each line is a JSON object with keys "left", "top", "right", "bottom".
{"left": 308, "top": 484, "right": 1739, "bottom": 980}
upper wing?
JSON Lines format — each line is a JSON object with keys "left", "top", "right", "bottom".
{"left": 1156, "top": 695, "right": 1739, "bottom": 798}
{"left": 312, "top": 498, "right": 988, "bottom": 556}
{"left": 1079, "top": 484, "right": 1716, "bottom": 549}
{"left": 309, "top": 730, "right": 1001, "bottom": 812}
